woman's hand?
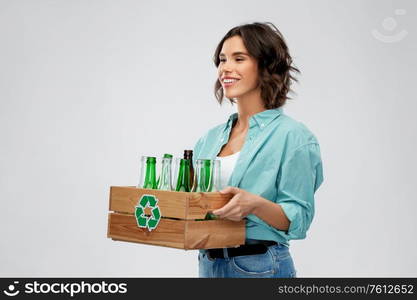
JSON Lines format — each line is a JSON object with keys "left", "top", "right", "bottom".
{"left": 212, "top": 186, "right": 261, "bottom": 221}
{"left": 212, "top": 186, "right": 291, "bottom": 230}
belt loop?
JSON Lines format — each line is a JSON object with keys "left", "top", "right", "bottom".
{"left": 222, "top": 248, "right": 229, "bottom": 259}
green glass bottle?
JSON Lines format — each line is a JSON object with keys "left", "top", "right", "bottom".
{"left": 184, "top": 150, "right": 194, "bottom": 188}
{"left": 143, "top": 157, "right": 157, "bottom": 189}
{"left": 204, "top": 159, "right": 217, "bottom": 219}
{"left": 191, "top": 159, "right": 217, "bottom": 219}
{"left": 156, "top": 153, "right": 173, "bottom": 188}
{"left": 203, "top": 159, "right": 218, "bottom": 220}
{"left": 203, "top": 159, "right": 214, "bottom": 192}
{"left": 192, "top": 159, "right": 215, "bottom": 192}
{"left": 191, "top": 160, "right": 205, "bottom": 192}
{"left": 175, "top": 159, "right": 191, "bottom": 192}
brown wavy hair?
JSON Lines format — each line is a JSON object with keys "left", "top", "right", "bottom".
{"left": 213, "top": 22, "right": 300, "bottom": 109}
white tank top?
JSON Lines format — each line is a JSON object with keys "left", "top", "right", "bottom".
{"left": 216, "top": 151, "right": 240, "bottom": 189}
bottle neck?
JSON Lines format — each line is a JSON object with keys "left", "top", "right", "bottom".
{"left": 158, "top": 160, "right": 172, "bottom": 190}
{"left": 184, "top": 151, "right": 193, "bottom": 161}
{"left": 144, "top": 162, "right": 156, "bottom": 189}
{"left": 176, "top": 161, "right": 190, "bottom": 192}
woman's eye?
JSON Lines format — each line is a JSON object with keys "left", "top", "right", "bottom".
{"left": 219, "top": 58, "right": 243, "bottom": 62}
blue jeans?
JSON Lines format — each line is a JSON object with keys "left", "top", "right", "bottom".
{"left": 198, "top": 243, "right": 297, "bottom": 278}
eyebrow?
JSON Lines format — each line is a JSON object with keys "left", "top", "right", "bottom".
{"left": 219, "top": 52, "right": 249, "bottom": 57}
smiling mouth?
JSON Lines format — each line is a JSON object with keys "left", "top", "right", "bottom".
{"left": 222, "top": 79, "right": 240, "bottom": 87}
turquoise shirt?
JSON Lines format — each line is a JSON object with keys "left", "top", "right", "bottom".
{"left": 193, "top": 108, "right": 324, "bottom": 246}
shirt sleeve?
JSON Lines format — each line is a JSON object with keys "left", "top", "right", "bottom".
{"left": 276, "top": 143, "right": 324, "bottom": 240}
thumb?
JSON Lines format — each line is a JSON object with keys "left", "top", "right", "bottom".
{"left": 219, "top": 186, "right": 239, "bottom": 194}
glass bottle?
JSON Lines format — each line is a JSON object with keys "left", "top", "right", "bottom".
{"left": 191, "top": 159, "right": 206, "bottom": 192}
{"left": 204, "top": 159, "right": 214, "bottom": 192}
{"left": 212, "top": 159, "right": 221, "bottom": 192}
{"left": 138, "top": 156, "right": 152, "bottom": 188}
{"left": 172, "top": 157, "right": 181, "bottom": 190}
{"left": 184, "top": 150, "right": 194, "bottom": 188}
{"left": 157, "top": 156, "right": 173, "bottom": 190}
{"left": 191, "top": 159, "right": 221, "bottom": 192}
{"left": 175, "top": 159, "right": 191, "bottom": 192}
{"left": 142, "top": 156, "right": 157, "bottom": 189}
{"left": 156, "top": 153, "right": 173, "bottom": 188}
{"left": 191, "top": 159, "right": 221, "bottom": 219}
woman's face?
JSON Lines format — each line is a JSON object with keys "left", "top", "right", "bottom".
{"left": 218, "top": 35, "right": 260, "bottom": 100}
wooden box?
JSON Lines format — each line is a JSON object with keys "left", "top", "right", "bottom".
{"left": 107, "top": 186, "right": 246, "bottom": 250}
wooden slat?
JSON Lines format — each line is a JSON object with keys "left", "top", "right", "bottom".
{"left": 109, "top": 186, "right": 188, "bottom": 219}
{"left": 184, "top": 219, "right": 245, "bottom": 250}
{"left": 107, "top": 213, "right": 185, "bottom": 249}
{"left": 186, "top": 192, "right": 233, "bottom": 219}
{"left": 109, "top": 186, "right": 234, "bottom": 220}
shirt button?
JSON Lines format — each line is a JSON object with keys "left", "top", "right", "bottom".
{"left": 260, "top": 123, "right": 265, "bottom": 127}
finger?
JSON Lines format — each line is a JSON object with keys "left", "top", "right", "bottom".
{"left": 227, "top": 216, "right": 242, "bottom": 222}
{"left": 212, "top": 205, "right": 228, "bottom": 217}
{"left": 219, "top": 186, "right": 240, "bottom": 195}
{"left": 219, "top": 208, "right": 243, "bottom": 221}
{"left": 212, "top": 195, "right": 237, "bottom": 217}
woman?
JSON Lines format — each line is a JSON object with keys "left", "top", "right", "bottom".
{"left": 193, "top": 22, "right": 323, "bottom": 278}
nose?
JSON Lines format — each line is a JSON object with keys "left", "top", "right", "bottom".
{"left": 219, "top": 59, "right": 233, "bottom": 74}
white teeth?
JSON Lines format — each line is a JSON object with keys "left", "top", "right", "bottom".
{"left": 223, "top": 79, "right": 238, "bottom": 83}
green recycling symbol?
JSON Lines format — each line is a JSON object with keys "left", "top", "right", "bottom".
{"left": 135, "top": 194, "right": 161, "bottom": 231}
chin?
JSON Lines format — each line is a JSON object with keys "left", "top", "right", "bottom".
{"left": 224, "top": 87, "right": 251, "bottom": 99}
{"left": 225, "top": 92, "right": 241, "bottom": 99}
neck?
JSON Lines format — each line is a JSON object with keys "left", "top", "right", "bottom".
{"left": 234, "top": 88, "right": 265, "bottom": 130}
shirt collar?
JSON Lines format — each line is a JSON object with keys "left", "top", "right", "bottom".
{"left": 225, "top": 108, "right": 283, "bottom": 131}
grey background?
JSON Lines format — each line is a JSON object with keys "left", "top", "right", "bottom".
{"left": 0, "top": 0, "right": 416, "bottom": 277}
